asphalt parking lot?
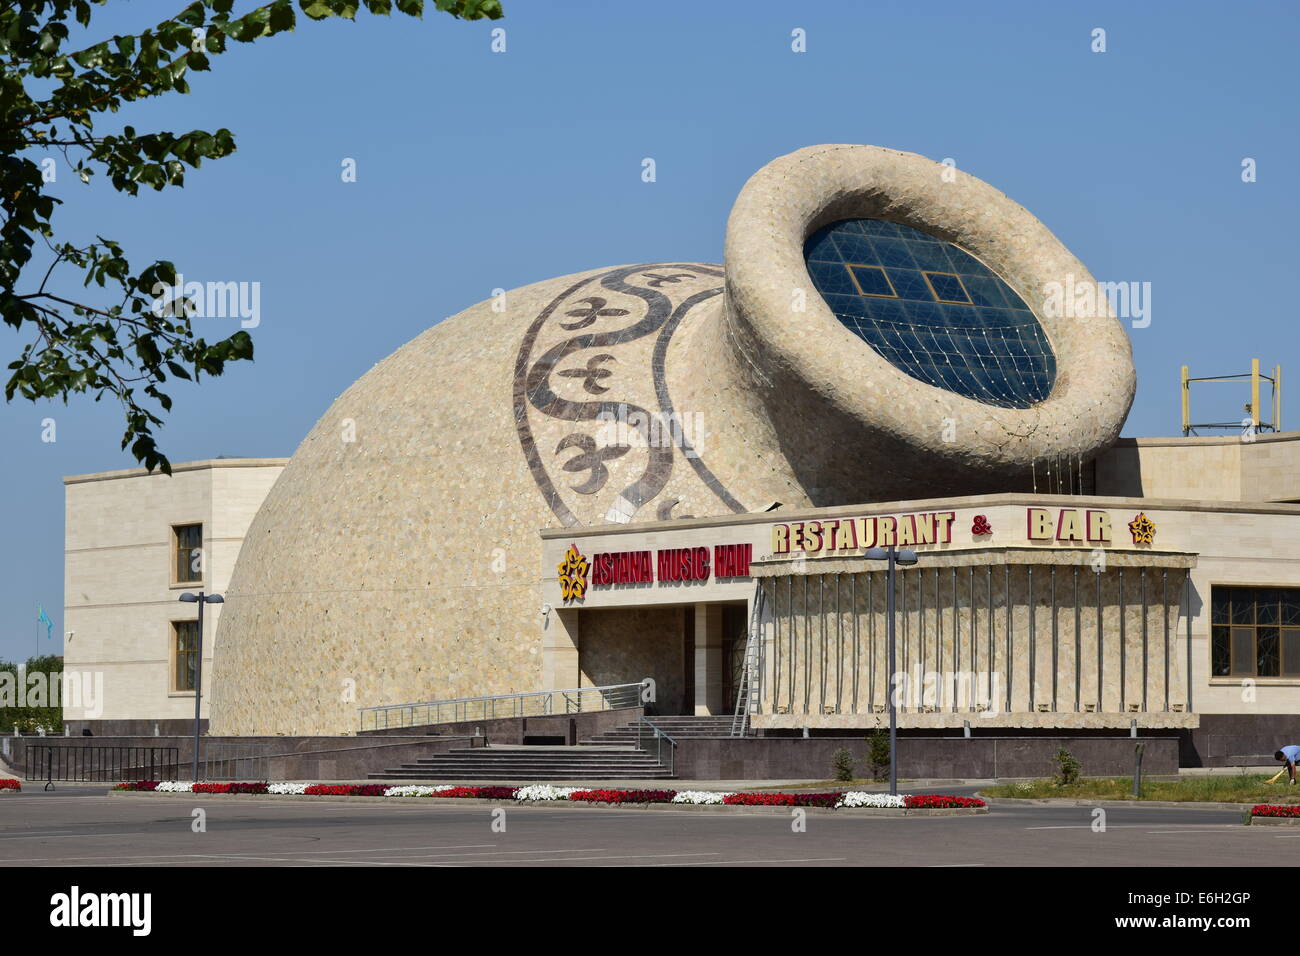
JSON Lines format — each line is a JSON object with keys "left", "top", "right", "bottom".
{"left": 0, "top": 786, "right": 1283, "bottom": 867}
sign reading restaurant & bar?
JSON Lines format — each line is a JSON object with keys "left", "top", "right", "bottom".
{"left": 770, "top": 506, "right": 1137, "bottom": 555}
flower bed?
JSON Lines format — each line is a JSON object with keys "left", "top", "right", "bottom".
{"left": 905, "top": 794, "right": 985, "bottom": 809}
{"left": 0, "top": 778, "right": 20, "bottom": 792}
{"left": 109, "top": 780, "right": 984, "bottom": 811}
{"left": 569, "top": 788, "right": 677, "bottom": 804}
{"left": 1251, "top": 804, "right": 1300, "bottom": 818}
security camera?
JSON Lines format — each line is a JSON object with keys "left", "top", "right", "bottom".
{"left": 540, "top": 604, "right": 552, "bottom": 616}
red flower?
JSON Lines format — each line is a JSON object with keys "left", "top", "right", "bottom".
{"left": 0, "top": 779, "right": 20, "bottom": 792}
{"left": 904, "top": 794, "right": 985, "bottom": 809}
{"left": 1252, "top": 804, "right": 1300, "bottom": 817}
{"left": 569, "top": 789, "right": 677, "bottom": 804}
{"left": 429, "top": 786, "right": 520, "bottom": 799}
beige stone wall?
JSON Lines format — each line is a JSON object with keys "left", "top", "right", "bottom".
{"left": 577, "top": 606, "right": 688, "bottom": 715}
{"left": 1097, "top": 432, "right": 1300, "bottom": 503}
{"left": 62, "top": 460, "right": 285, "bottom": 723}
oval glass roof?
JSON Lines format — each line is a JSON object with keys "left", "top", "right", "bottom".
{"left": 804, "top": 218, "right": 1056, "bottom": 408}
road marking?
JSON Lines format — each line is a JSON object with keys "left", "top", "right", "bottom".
{"left": 628, "top": 857, "right": 847, "bottom": 866}
{"left": 0, "top": 843, "right": 498, "bottom": 863}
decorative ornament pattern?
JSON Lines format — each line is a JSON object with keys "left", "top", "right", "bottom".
{"left": 1128, "top": 512, "right": 1157, "bottom": 545}
{"left": 557, "top": 543, "right": 589, "bottom": 602}
{"left": 513, "top": 263, "right": 743, "bottom": 528}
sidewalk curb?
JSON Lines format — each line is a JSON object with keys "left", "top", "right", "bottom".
{"left": 982, "top": 796, "right": 1264, "bottom": 810}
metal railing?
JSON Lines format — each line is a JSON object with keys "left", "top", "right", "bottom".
{"left": 359, "top": 680, "right": 648, "bottom": 732}
{"left": 635, "top": 717, "right": 677, "bottom": 776}
{"left": 203, "top": 741, "right": 268, "bottom": 781}
{"left": 27, "top": 745, "right": 181, "bottom": 783}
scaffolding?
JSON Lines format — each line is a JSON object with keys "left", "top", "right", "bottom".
{"left": 1181, "top": 358, "right": 1281, "bottom": 436}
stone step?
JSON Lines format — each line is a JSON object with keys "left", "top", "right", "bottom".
{"left": 367, "top": 771, "right": 675, "bottom": 780}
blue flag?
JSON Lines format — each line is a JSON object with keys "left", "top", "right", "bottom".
{"left": 36, "top": 604, "right": 53, "bottom": 640}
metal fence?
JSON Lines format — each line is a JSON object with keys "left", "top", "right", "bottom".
{"left": 26, "top": 745, "right": 181, "bottom": 783}
{"left": 359, "top": 680, "right": 648, "bottom": 732}
{"left": 202, "top": 741, "right": 269, "bottom": 781}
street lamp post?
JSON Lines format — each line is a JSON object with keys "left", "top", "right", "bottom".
{"left": 178, "top": 591, "right": 223, "bottom": 782}
{"left": 865, "top": 546, "right": 918, "bottom": 796}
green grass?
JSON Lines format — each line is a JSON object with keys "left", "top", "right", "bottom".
{"left": 981, "top": 773, "right": 1300, "bottom": 804}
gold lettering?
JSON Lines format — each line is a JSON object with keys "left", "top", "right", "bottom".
{"left": 772, "top": 524, "right": 790, "bottom": 554}
{"left": 914, "top": 513, "right": 935, "bottom": 545}
{"left": 1087, "top": 510, "right": 1111, "bottom": 543}
{"left": 878, "top": 516, "right": 897, "bottom": 547}
{"left": 1027, "top": 508, "right": 1053, "bottom": 541}
{"left": 1057, "top": 509, "right": 1084, "bottom": 543}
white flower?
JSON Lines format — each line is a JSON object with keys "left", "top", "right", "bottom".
{"left": 155, "top": 781, "right": 193, "bottom": 793}
{"left": 835, "top": 791, "right": 905, "bottom": 809}
{"left": 670, "top": 790, "right": 731, "bottom": 805}
{"left": 383, "top": 785, "right": 455, "bottom": 797}
{"left": 267, "top": 782, "right": 309, "bottom": 795}
{"left": 514, "top": 785, "right": 580, "bottom": 801}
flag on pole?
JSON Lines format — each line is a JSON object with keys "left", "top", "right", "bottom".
{"left": 36, "top": 604, "right": 53, "bottom": 640}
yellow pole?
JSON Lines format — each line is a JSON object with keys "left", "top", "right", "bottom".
{"left": 1275, "top": 364, "right": 1282, "bottom": 432}
{"left": 1181, "top": 365, "right": 1190, "bottom": 435}
{"left": 1251, "top": 358, "right": 1261, "bottom": 430}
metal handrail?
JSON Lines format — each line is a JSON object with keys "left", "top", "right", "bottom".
{"left": 635, "top": 716, "right": 678, "bottom": 776}
{"left": 359, "top": 680, "right": 648, "bottom": 732}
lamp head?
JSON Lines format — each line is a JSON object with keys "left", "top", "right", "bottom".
{"left": 178, "top": 593, "right": 199, "bottom": 603}
{"left": 896, "top": 549, "right": 919, "bottom": 566}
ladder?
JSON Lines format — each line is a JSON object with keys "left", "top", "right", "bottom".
{"left": 731, "top": 581, "right": 766, "bottom": 737}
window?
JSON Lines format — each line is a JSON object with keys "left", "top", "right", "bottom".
{"left": 846, "top": 264, "right": 897, "bottom": 298}
{"left": 802, "top": 217, "right": 1055, "bottom": 409}
{"left": 173, "top": 620, "right": 200, "bottom": 692}
{"left": 174, "top": 524, "right": 202, "bottom": 584}
{"left": 922, "top": 271, "right": 973, "bottom": 305}
{"left": 1211, "top": 586, "right": 1300, "bottom": 678}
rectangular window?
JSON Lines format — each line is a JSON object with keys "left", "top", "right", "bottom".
{"left": 174, "top": 524, "right": 202, "bottom": 584}
{"left": 173, "top": 620, "right": 200, "bottom": 692}
{"left": 1212, "top": 586, "right": 1300, "bottom": 678}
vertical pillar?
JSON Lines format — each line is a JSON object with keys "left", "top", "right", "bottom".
{"left": 541, "top": 607, "right": 581, "bottom": 690}
{"left": 694, "top": 603, "right": 724, "bottom": 716}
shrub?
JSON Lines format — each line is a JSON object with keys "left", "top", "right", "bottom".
{"left": 832, "top": 747, "right": 855, "bottom": 782}
{"left": 867, "top": 729, "right": 891, "bottom": 781}
{"left": 1053, "top": 748, "right": 1081, "bottom": 786}
{"left": 0, "top": 778, "right": 21, "bottom": 791}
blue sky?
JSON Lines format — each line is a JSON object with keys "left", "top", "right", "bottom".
{"left": 2, "top": 0, "right": 1296, "bottom": 662}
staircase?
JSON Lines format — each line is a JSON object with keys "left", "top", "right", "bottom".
{"left": 367, "top": 744, "right": 673, "bottom": 781}
{"left": 578, "top": 716, "right": 734, "bottom": 747}
{"left": 366, "top": 716, "right": 742, "bottom": 781}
